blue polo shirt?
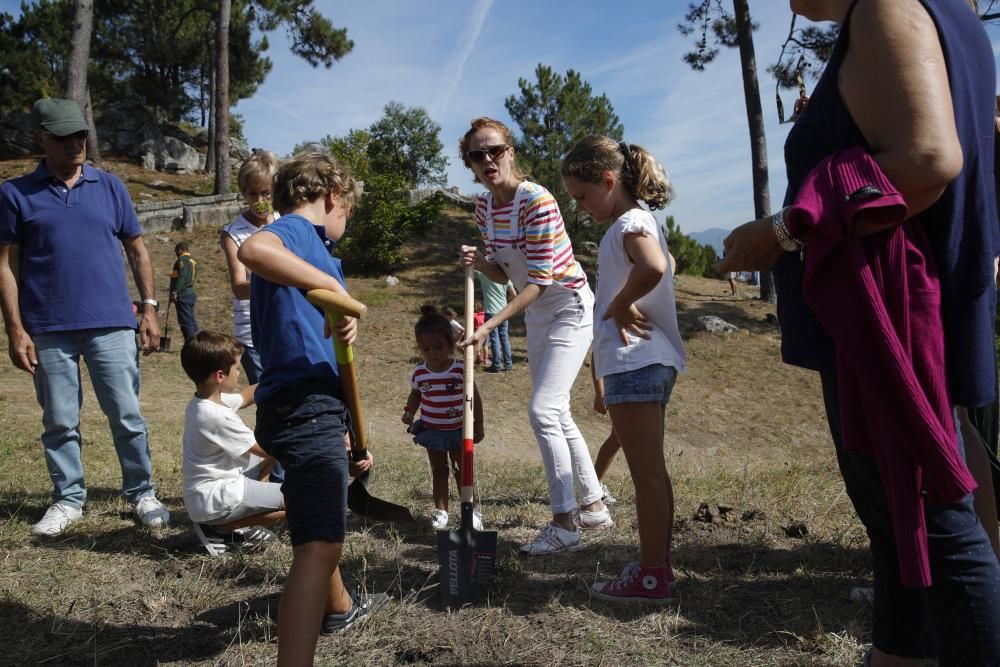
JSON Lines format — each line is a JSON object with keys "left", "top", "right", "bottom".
{"left": 250, "top": 214, "right": 345, "bottom": 405}
{"left": 0, "top": 162, "right": 141, "bottom": 335}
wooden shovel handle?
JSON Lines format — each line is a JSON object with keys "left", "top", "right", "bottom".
{"left": 306, "top": 289, "right": 368, "bottom": 459}
{"left": 461, "top": 266, "right": 476, "bottom": 502}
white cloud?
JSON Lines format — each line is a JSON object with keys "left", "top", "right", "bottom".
{"left": 430, "top": 0, "right": 494, "bottom": 121}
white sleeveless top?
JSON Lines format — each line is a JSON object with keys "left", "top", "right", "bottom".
{"left": 221, "top": 214, "right": 263, "bottom": 347}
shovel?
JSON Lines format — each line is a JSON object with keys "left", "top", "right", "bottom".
{"left": 158, "top": 300, "right": 172, "bottom": 352}
{"left": 437, "top": 266, "right": 497, "bottom": 609}
{"left": 306, "top": 288, "right": 416, "bottom": 525}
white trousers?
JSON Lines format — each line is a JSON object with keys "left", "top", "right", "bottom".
{"left": 524, "top": 284, "right": 602, "bottom": 514}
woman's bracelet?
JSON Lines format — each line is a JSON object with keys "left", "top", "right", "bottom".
{"left": 771, "top": 207, "right": 804, "bottom": 253}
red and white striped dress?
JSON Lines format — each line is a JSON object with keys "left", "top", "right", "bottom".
{"left": 409, "top": 360, "right": 465, "bottom": 431}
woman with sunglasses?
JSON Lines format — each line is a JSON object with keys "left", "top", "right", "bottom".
{"left": 458, "top": 117, "right": 611, "bottom": 555}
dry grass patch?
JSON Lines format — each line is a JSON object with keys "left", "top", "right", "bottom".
{"left": 0, "top": 197, "right": 874, "bottom": 665}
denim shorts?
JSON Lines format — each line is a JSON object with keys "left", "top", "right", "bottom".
{"left": 603, "top": 363, "right": 678, "bottom": 406}
{"left": 255, "top": 382, "right": 349, "bottom": 546}
{"left": 410, "top": 420, "right": 462, "bottom": 451}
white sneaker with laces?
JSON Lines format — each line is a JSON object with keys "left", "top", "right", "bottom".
{"left": 600, "top": 483, "right": 617, "bottom": 507}
{"left": 472, "top": 506, "right": 483, "bottom": 531}
{"left": 519, "top": 522, "right": 583, "bottom": 555}
{"left": 575, "top": 505, "right": 614, "bottom": 530}
{"left": 430, "top": 509, "right": 449, "bottom": 530}
{"left": 31, "top": 502, "right": 83, "bottom": 537}
{"left": 133, "top": 495, "right": 170, "bottom": 528}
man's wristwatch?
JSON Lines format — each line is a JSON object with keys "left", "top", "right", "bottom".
{"left": 141, "top": 298, "right": 159, "bottom": 311}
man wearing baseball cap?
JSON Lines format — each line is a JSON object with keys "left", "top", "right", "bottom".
{"left": 0, "top": 98, "right": 171, "bottom": 536}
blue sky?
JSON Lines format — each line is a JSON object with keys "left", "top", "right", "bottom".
{"left": 4, "top": 1, "right": 1000, "bottom": 234}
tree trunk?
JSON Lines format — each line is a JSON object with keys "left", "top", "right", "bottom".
{"left": 733, "top": 0, "right": 775, "bottom": 303}
{"left": 213, "top": 0, "right": 231, "bottom": 194}
{"left": 206, "top": 55, "right": 215, "bottom": 173}
{"left": 64, "top": 0, "right": 101, "bottom": 164}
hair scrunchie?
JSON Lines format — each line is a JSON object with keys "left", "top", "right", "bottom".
{"left": 618, "top": 141, "right": 633, "bottom": 176}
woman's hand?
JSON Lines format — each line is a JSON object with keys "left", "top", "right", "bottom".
{"left": 603, "top": 299, "right": 652, "bottom": 345}
{"left": 458, "top": 245, "right": 483, "bottom": 269}
{"left": 458, "top": 325, "right": 489, "bottom": 351}
{"left": 719, "top": 217, "right": 784, "bottom": 274}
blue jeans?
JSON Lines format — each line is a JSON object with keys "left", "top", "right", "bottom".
{"left": 241, "top": 345, "right": 262, "bottom": 385}
{"left": 486, "top": 313, "right": 512, "bottom": 370}
{"left": 33, "top": 328, "right": 156, "bottom": 508}
{"left": 820, "top": 368, "right": 1000, "bottom": 664}
{"left": 174, "top": 291, "right": 199, "bottom": 341}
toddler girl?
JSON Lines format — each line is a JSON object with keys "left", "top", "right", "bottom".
{"left": 562, "top": 136, "right": 686, "bottom": 603}
{"left": 402, "top": 312, "right": 484, "bottom": 530}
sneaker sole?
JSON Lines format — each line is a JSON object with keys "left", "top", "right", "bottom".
{"left": 590, "top": 588, "right": 676, "bottom": 605}
{"left": 576, "top": 519, "right": 615, "bottom": 531}
{"left": 519, "top": 542, "right": 586, "bottom": 556}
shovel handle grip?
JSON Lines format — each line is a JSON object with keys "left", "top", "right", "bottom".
{"left": 306, "top": 289, "right": 368, "bottom": 459}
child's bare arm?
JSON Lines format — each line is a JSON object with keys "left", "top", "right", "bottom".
{"left": 603, "top": 232, "right": 666, "bottom": 343}
{"left": 402, "top": 388, "right": 421, "bottom": 425}
{"left": 239, "top": 383, "right": 258, "bottom": 409}
{"left": 590, "top": 354, "right": 607, "bottom": 415}
{"left": 237, "top": 230, "right": 345, "bottom": 294}
{"left": 472, "top": 382, "right": 485, "bottom": 443}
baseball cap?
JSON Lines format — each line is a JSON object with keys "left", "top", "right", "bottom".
{"left": 31, "top": 98, "right": 88, "bottom": 137}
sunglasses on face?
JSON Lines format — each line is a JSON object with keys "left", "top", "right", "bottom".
{"left": 466, "top": 144, "right": 509, "bottom": 164}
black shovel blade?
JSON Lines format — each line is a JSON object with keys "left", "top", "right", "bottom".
{"left": 158, "top": 336, "right": 171, "bottom": 352}
{"left": 438, "top": 502, "right": 497, "bottom": 609}
{"left": 347, "top": 472, "right": 416, "bottom": 524}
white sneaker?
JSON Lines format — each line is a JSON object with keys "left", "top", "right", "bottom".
{"left": 472, "top": 506, "right": 483, "bottom": 531}
{"left": 600, "top": 483, "right": 617, "bottom": 507}
{"left": 575, "top": 505, "right": 614, "bottom": 530}
{"left": 430, "top": 509, "right": 449, "bottom": 530}
{"left": 519, "top": 522, "right": 583, "bottom": 556}
{"left": 31, "top": 502, "right": 83, "bottom": 536}
{"left": 133, "top": 495, "right": 170, "bottom": 528}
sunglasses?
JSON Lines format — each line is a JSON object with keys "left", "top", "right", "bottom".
{"left": 466, "top": 144, "right": 510, "bottom": 164}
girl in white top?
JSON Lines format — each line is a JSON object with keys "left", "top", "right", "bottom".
{"left": 562, "top": 135, "right": 686, "bottom": 604}
{"left": 221, "top": 150, "right": 279, "bottom": 384}
{"left": 458, "top": 117, "right": 610, "bottom": 556}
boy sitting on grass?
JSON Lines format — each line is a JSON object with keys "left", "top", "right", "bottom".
{"left": 237, "top": 151, "right": 381, "bottom": 665}
{"left": 180, "top": 330, "right": 284, "bottom": 557}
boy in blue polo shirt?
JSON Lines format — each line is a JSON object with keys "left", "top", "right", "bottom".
{"left": 237, "top": 151, "right": 382, "bottom": 663}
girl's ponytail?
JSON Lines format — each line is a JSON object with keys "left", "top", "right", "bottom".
{"left": 621, "top": 143, "right": 674, "bottom": 211}
{"left": 562, "top": 136, "right": 673, "bottom": 210}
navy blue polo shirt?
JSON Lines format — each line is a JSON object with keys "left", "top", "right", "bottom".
{"left": 250, "top": 214, "right": 345, "bottom": 405}
{"left": 0, "top": 162, "right": 141, "bottom": 335}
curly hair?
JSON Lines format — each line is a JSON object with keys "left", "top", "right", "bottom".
{"left": 562, "top": 135, "right": 674, "bottom": 211}
{"left": 273, "top": 151, "right": 357, "bottom": 216}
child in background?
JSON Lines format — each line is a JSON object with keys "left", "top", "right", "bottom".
{"left": 443, "top": 306, "right": 464, "bottom": 339}
{"left": 562, "top": 136, "right": 686, "bottom": 603}
{"left": 237, "top": 151, "right": 380, "bottom": 663}
{"left": 221, "top": 149, "right": 280, "bottom": 385}
{"left": 473, "top": 300, "right": 488, "bottom": 365}
{"left": 169, "top": 241, "right": 199, "bottom": 341}
{"left": 180, "top": 331, "right": 283, "bottom": 557}
{"left": 402, "top": 312, "right": 485, "bottom": 530}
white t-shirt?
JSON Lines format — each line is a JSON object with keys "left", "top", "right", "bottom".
{"left": 182, "top": 393, "right": 259, "bottom": 523}
{"left": 592, "top": 208, "right": 686, "bottom": 380}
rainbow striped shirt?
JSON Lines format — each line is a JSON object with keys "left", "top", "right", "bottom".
{"left": 476, "top": 181, "right": 587, "bottom": 290}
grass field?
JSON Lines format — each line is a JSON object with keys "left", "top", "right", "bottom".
{"left": 0, "top": 192, "right": 876, "bottom": 665}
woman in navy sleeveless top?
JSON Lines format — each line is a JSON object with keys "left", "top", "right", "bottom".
{"left": 721, "top": 1, "right": 1000, "bottom": 664}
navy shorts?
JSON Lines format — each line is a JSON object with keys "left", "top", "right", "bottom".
{"left": 603, "top": 363, "right": 678, "bottom": 406}
{"left": 255, "top": 382, "right": 349, "bottom": 546}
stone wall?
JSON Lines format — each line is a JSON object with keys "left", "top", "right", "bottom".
{"left": 407, "top": 186, "right": 476, "bottom": 211}
{"left": 135, "top": 193, "right": 242, "bottom": 234}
